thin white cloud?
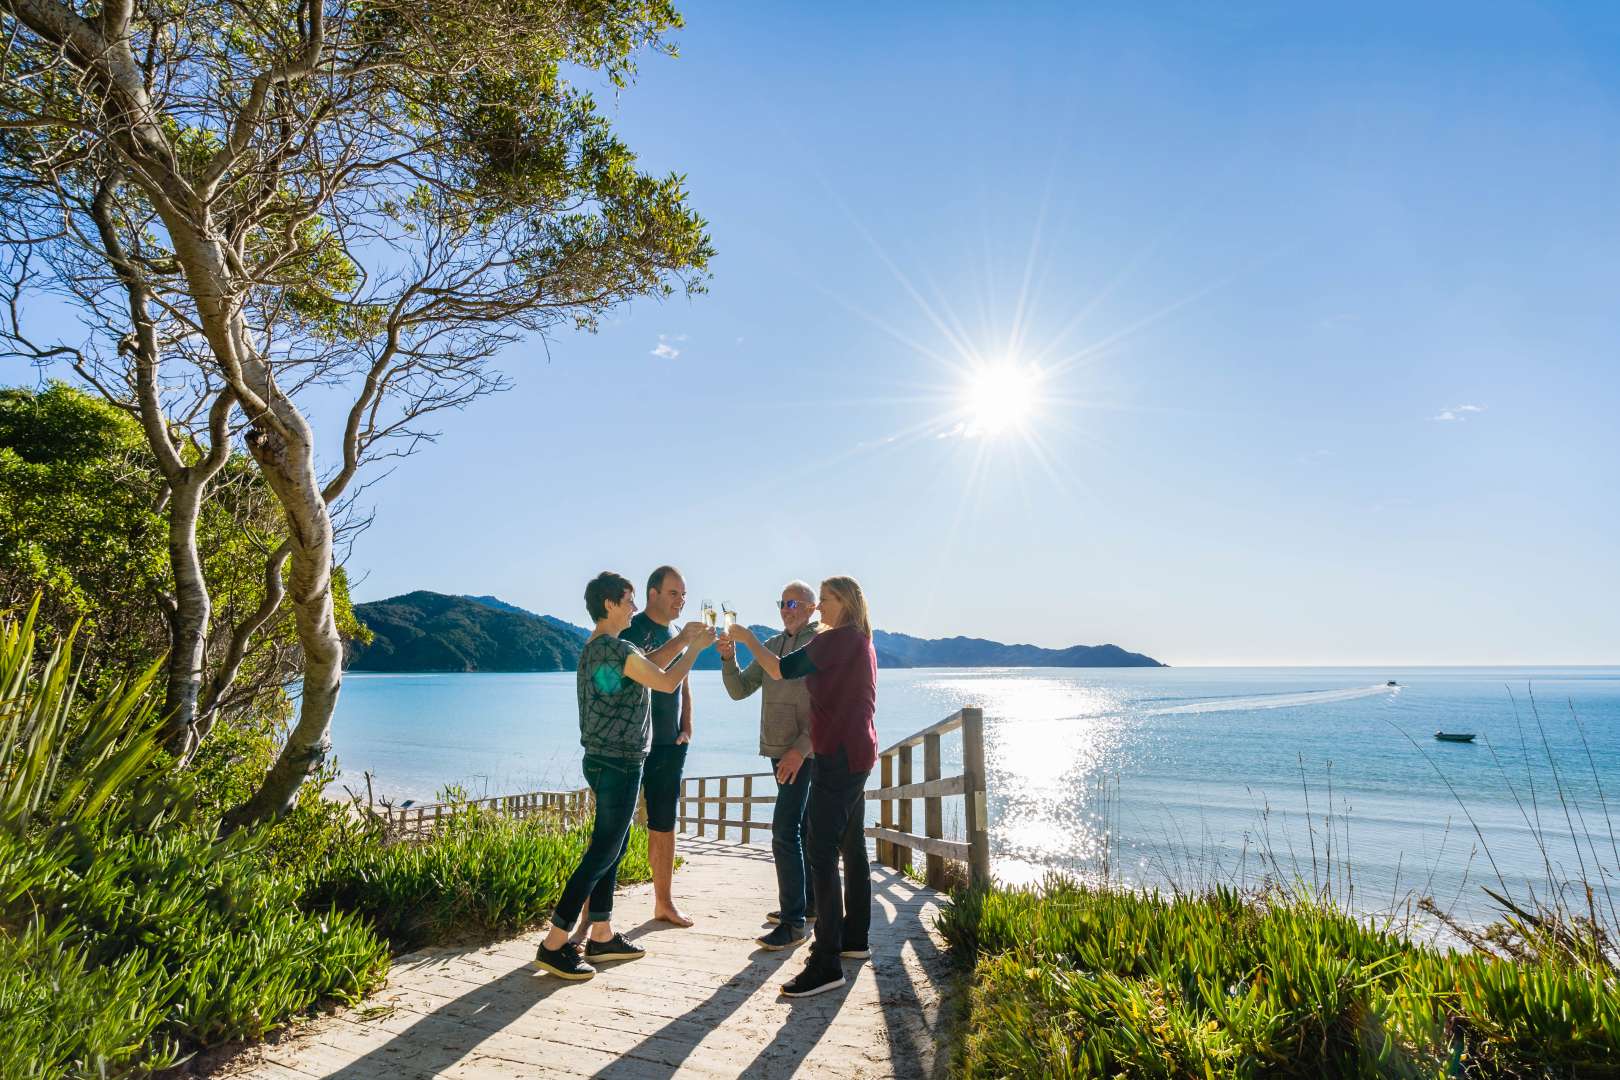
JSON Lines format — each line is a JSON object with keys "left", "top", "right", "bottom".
{"left": 1431, "top": 403, "right": 1485, "bottom": 422}
{"left": 935, "top": 421, "right": 978, "bottom": 441}
{"left": 650, "top": 333, "right": 685, "bottom": 360}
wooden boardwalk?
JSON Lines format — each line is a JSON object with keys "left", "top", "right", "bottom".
{"left": 215, "top": 837, "right": 956, "bottom": 1079}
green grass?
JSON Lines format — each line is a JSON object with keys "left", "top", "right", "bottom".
{"left": 305, "top": 809, "right": 655, "bottom": 950}
{"left": 936, "top": 877, "right": 1620, "bottom": 1078}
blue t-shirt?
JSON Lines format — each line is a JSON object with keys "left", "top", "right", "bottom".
{"left": 620, "top": 612, "right": 685, "bottom": 746}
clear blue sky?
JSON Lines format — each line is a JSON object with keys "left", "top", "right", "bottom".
{"left": 53, "top": 2, "right": 1620, "bottom": 664}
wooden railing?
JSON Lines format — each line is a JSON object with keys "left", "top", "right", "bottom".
{"left": 674, "top": 705, "right": 991, "bottom": 891}
{"left": 867, "top": 706, "right": 990, "bottom": 890}
{"left": 384, "top": 787, "right": 594, "bottom": 837}
{"left": 678, "top": 771, "right": 774, "bottom": 844}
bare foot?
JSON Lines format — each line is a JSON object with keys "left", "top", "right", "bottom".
{"left": 654, "top": 906, "right": 694, "bottom": 927}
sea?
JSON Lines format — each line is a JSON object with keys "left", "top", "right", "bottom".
{"left": 329, "top": 666, "right": 1620, "bottom": 931}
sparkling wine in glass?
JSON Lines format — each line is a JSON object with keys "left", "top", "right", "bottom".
{"left": 701, "top": 600, "right": 717, "bottom": 631}
{"left": 721, "top": 603, "right": 737, "bottom": 632}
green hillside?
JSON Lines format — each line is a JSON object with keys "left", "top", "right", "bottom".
{"left": 348, "top": 592, "right": 583, "bottom": 672}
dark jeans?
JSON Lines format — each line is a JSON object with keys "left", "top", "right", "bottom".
{"left": 804, "top": 746, "right": 871, "bottom": 967}
{"left": 641, "top": 742, "right": 687, "bottom": 833}
{"left": 551, "top": 753, "right": 643, "bottom": 930}
{"left": 770, "top": 755, "right": 813, "bottom": 926}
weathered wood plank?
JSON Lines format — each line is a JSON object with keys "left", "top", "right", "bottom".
{"left": 864, "top": 773, "right": 966, "bottom": 802}
{"left": 862, "top": 826, "right": 970, "bottom": 862}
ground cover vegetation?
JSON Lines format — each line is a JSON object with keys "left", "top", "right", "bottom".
{"left": 938, "top": 760, "right": 1620, "bottom": 1080}
{"left": 0, "top": 599, "right": 652, "bottom": 1078}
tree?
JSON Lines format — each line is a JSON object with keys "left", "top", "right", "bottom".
{"left": 0, "top": 381, "right": 368, "bottom": 727}
{"left": 0, "top": 0, "right": 712, "bottom": 825}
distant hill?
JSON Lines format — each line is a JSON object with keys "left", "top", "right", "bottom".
{"left": 874, "top": 630, "right": 1163, "bottom": 668}
{"left": 348, "top": 592, "right": 583, "bottom": 672}
{"left": 464, "top": 595, "right": 589, "bottom": 641}
{"left": 350, "top": 592, "right": 1162, "bottom": 672}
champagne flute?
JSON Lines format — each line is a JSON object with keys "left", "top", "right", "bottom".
{"left": 701, "top": 599, "right": 718, "bottom": 631}
{"left": 721, "top": 602, "right": 737, "bottom": 633}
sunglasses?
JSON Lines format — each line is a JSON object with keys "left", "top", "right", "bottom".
{"left": 776, "top": 599, "right": 815, "bottom": 611}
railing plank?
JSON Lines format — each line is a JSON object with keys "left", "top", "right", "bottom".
{"left": 863, "top": 774, "right": 968, "bottom": 802}
{"left": 924, "top": 731, "right": 944, "bottom": 888}
{"left": 961, "top": 706, "right": 990, "bottom": 887}
{"left": 879, "top": 709, "right": 965, "bottom": 756}
{"left": 864, "top": 826, "right": 970, "bottom": 862}
{"left": 878, "top": 752, "right": 894, "bottom": 869}
{"left": 687, "top": 816, "right": 763, "bottom": 831}
{"left": 896, "top": 744, "right": 913, "bottom": 873}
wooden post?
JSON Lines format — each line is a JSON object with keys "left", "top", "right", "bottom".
{"left": 924, "top": 731, "right": 944, "bottom": 889}
{"left": 961, "top": 706, "right": 991, "bottom": 888}
{"left": 896, "top": 743, "right": 914, "bottom": 874}
{"left": 718, "top": 777, "right": 730, "bottom": 840}
{"left": 742, "top": 775, "right": 754, "bottom": 844}
{"left": 680, "top": 779, "right": 689, "bottom": 833}
{"left": 878, "top": 752, "right": 895, "bottom": 869}
{"left": 635, "top": 790, "right": 648, "bottom": 828}
{"left": 697, "top": 778, "right": 707, "bottom": 838}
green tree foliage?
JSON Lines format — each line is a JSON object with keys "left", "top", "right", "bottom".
{"left": 0, "top": 382, "right": 368, "bottom": 715}
{"left": 0, "top": 384, "right": 167, "bottom": 672}
{"left": 1, "top": 0, "right": 713, "bottom": 823}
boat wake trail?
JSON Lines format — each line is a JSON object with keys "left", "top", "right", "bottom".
{"left": 1145, "top": 684, "right": 1398, "bottom": 717}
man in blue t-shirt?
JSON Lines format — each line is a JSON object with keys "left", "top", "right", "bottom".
{"left": 619, "top": 564, "right": 696, "bottom": 926}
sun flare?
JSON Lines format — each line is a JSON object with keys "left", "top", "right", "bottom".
{"left": 962, "top": 363, "right": 1043, "bottom": 436}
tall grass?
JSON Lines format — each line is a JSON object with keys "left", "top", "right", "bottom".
{"left": 938, "top": 877, "right": 1619, "bottom": 1077}
{"left": 940, "top": 687, "right": 1620, "bottom": 1077}
{"left": 305, "top": 808, "right": 654, "bottom": 950}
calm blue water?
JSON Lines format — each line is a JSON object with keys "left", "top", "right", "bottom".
{"left": 329, "top": 667, "right": 1620, "bottom": 926}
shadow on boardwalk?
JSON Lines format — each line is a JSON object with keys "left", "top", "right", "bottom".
{"left": 216, "top": 838, "right": 956, "bottom": 1080}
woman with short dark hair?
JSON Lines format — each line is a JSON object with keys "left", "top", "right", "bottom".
{"left": 723, "top": 574, "right": 878, "bottom": 998}
{"left": 533, "top": 571, "right": 714, "bottom": 980}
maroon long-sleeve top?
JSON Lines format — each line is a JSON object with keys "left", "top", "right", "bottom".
{"left": 778, "top": 623, "right": 879, "bottom": 773}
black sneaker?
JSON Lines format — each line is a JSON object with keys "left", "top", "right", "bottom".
{"left": 756, "top": 922, "right": 808, "bottom": 951}
{"left": 584, "top": 932, "right": 646, "bottom": 962}
{"left": 781, "top": 961, "right": 846, "bottom": 998}
{"left": 533, "top": 941, "right": 596, "bottom": 980}
{"left": 840, "top": 941, "right": 871, "bottom": 960}
{"left": 766, "top": 908, "right": 816, "bottom": 925}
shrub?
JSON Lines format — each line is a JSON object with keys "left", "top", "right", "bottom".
{"left": 305, "top": 808, "right": 655, "bottom": 950}
{"left": 937, "top": 877, "right": 1620, "bottom": 1078}
{"left": 0, "top": 827, "right": 389, "bottom": 1078}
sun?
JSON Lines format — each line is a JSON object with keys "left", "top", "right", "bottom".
{"left": 962, "top": 362, "right": 1043, "bottom": 436}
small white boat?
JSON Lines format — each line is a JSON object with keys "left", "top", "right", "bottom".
{"left": 1434, "top": 731, "right": 1476, "bottom": 743}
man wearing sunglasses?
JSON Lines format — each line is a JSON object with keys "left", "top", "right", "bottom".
{"left": 718, "top": 580, "right": 824, "bottom": 950}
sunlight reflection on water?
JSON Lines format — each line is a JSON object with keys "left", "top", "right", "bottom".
{"left": 923, "top": 675, "right": 1128, "bottom": 887}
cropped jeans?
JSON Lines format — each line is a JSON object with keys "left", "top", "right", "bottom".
{"left": 770, "top": 755, "right": 814, "bottom": 926}
{"left": 804, "top": 746, "right": 872, "bottom": 968}
{"left": 550, "top": 752, "right": 643, "bottom": 930}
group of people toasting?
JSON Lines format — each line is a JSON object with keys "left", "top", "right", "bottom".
{"left": 533, "top": 567, "right": 879, "bottom": 1000}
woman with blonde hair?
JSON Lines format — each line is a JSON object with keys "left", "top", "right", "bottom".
{"left": 724, "top": 575, "right": 878, "bottom": 998}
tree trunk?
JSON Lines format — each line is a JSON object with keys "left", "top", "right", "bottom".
{"left": 221, "top": 421, "right": 344, "bottom": 830}
{"left": 159, "top": 472, "right": 210, "bottom": 758}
